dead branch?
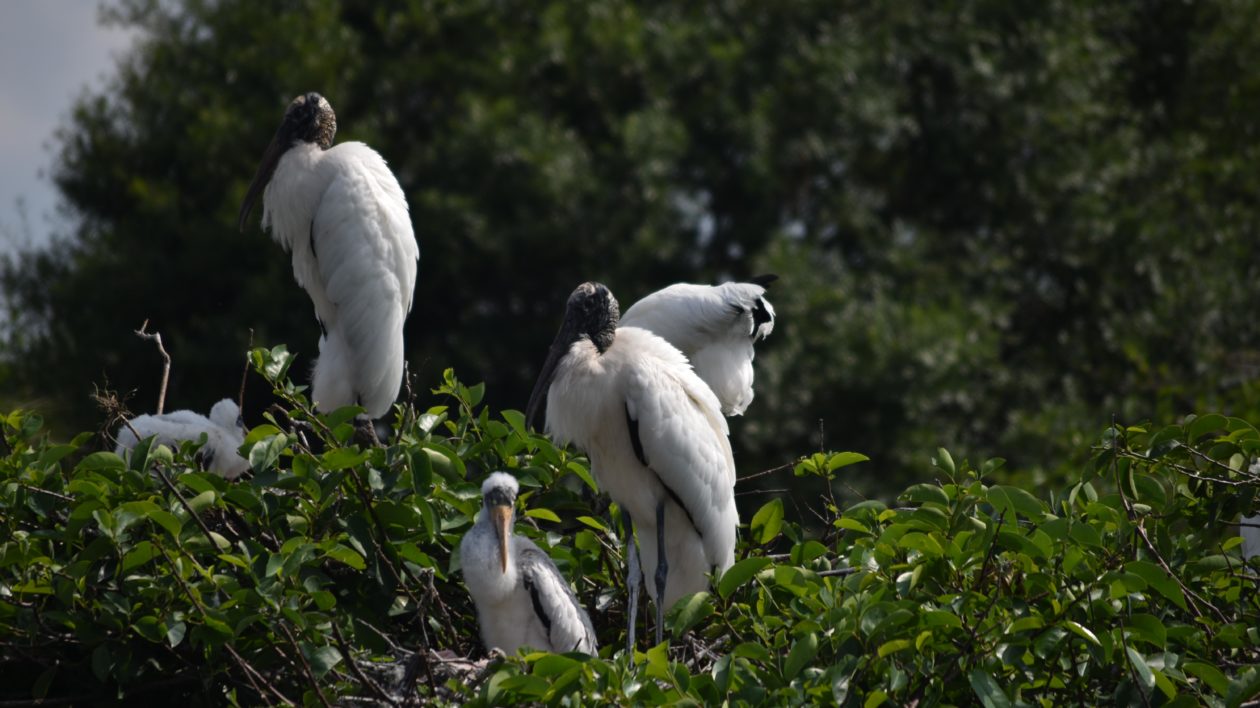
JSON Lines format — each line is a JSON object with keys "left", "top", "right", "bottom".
{"left": 134, "top": 319, "right": 171, "bottom": 414}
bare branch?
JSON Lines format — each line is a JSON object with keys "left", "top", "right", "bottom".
{"left": 134, "top": 319, "right": 171, "bottom": 414}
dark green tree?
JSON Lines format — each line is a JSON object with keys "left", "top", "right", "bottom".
{"left": 6, "top": 0, "right": 1260, "bottom": 497}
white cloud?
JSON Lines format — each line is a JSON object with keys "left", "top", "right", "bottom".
{"left": 0, "top": 1, "right": 137, "bottom": 249}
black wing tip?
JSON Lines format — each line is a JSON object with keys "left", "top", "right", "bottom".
{"left": 749, "top": 273, "right": 779, "bottom": 287}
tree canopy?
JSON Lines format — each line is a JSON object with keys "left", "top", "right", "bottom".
{"left": 5, "top": 0, "right": 1260, "bottom": 497}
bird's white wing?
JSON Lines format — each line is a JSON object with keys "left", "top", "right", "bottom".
{"left": 309, "top": 143, "right": 418, "bottom": 415}
{"left": 515, "top": 541, "right": 597, "bottom": 653}
{"left": 621, "top": 281, "right": 774, "bottom": 350}
{"left": 620, "top": 329, "right": 737, "bottom": 568}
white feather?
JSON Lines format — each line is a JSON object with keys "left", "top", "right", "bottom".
{"left": 545, "top": 326, "right": 738, "bottom": 608}
{"left": 262, "top": 141, "right": 419, "bottom": 418}
{"left": 620, "top": 281, "right": 775, "bottom": 416}
{"left": 114, "top": 399, "right": 248, "bottom": 479}
{"left": 1243, "top": 514, "right": 1260, "bottom": 561}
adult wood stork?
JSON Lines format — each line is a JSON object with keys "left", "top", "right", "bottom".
{"left": 526, "top": 282, "right": 738, "bottom": 647}
{"left": 460, "top": 472, "right": 598, "bottom": 655}
{"left": 238, "top": 92, "right": 419, "bottom": 422}
{"left": 619, "top": 275, "right": 777, "bottom": 416}
{"left": 115, "top": 399, "right": 249, "bottom": 479}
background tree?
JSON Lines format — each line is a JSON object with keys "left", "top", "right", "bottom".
{"left": 5, "top": 0, "right": 1260, "bottom": 500}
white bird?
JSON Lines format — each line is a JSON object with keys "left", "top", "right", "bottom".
{"left": 527, "top": 282, "right": 738, "bottom": 647}
{"left": 238, "top": 92, "right": 419, "bottom": 421}
{"left": 115, "top": 399, "right": 249, "bottom": 479}
{"left": 1243, "top": 514, "right": 1260, "bottom": 561}
{"left": 460, "top": 472, "right": 598, "bottom": 655}
{"left": 620, "top": 275, "right": 776, "bottom": 416}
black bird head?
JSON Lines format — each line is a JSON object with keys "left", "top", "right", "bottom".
{"left": 525, "top": 282, "right": 620, "bottom": 429}
{"left": 237, "top": 92, "right": 338, "bottom": 231}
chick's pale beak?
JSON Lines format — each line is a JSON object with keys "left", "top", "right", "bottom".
{"left": 490, "top": 504, "right": 512, "bottom": 573}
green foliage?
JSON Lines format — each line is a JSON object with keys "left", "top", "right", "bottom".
{"left": 1, "top": 357, "right": 1257, "bottom": 704}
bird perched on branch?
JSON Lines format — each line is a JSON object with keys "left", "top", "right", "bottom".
{"left": 115, "top": 399, "right": 249, "bottom": 479}
{"left": 620, "top": 275, "right": 777, "bottom": 416}
{"left": 460, "top": 472, "right": 597, "bottom": 655}
{"left": 527, "top": 282, "right": 738, "bottom": 648}
{"left": 238, "top": 92, "right": 418, "bottom": 425}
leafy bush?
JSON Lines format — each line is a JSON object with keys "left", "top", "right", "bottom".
{"left": 0, "top": 347, "right": 1257, "bottom": 705}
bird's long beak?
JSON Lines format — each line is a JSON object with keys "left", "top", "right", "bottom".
{"left": 237, "top": 129, "right": 292, "bottom": 232}
{"left": 490, "top": 503, "right": 513, "bottom": 573}
{"left": 525, "top": 321, "right": 579, "bottom": 431}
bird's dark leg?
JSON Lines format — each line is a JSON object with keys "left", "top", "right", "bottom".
{"left": 654, "top": 500, "right": 667, "bottom": 645}
{"left": 622, "top": 511, "right": 640, "bottom": 659}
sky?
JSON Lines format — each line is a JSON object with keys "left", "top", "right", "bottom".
{"left": 0, "top": 2, "right": 138, "bottom": 254}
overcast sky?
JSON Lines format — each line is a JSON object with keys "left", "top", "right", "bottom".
{"left": 0, "top": 2, "right": 137, "bottom": 253}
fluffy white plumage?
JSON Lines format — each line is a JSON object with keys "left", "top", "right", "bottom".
{"left": 262, "top": 140, "right": 418, "bottom": 417}
{"left": 620, "top": 279, "right": 775, "bottom": 416}
{"left": 461, "top": 472, "right": 597, "bottom": 655}
{"left": 114, "top": 399, "right": 248, "bottom": 479}
{"left": 543, "top": 326, "right": 738, "bottom": 608}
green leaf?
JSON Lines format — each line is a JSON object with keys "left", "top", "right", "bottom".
{"left": 121, "top": 542, "right": 158, "bottom": 573}
{"left": 783, "top": 632, "right": 819, "bottom": 680}
{"left": 987, "top": 485, "right": 1043, "bottom": 520}
{"left": 902, "top": 484, "right": 949, "bottom": 506}
{"left": 668, "top": 592, "right": 713, "bottom": 637}
{"left": 324, "top": 545, "right": 366, "bottom": 570}
{"left": 77, "top": 452, "right": 126, "bottom": 473}
{"left": 303, "top": 644, "right": 342, "bottom": 678}
{"left": 248, "top": 433, "right": 289, "bottom": 472}
{"left": 1186, "top": 413, "right": 1227, "bottom": 442}
{"left": 827, "top": 452, "right": 870, "bottom": 470}
{"left": 1125, "top": 646, "right": 1155, "bottom": 692}
{"left": 1184, "top": 661, "right": 1229, "bottom": 697}
{"left": 524, "top": 508, "right": 561, "bottom": 524}
{"left": 876, "top": 639, "right": 912, "bottom": 658}
{"left": 750, "top": 498, "right": 784, "bottom": 545}
{"left": 1124, "top": 560, "right": 1187, "bottom": 611}
{"left": 1225, "top": 667, "right": 1260, "bottom": 708}
{"left": 717, "top": 557, "right": 772, "bottom": 599}
{"left": 1064, "top": 620, "right": 1101, "bottom": 647}
{"left": 322, "top": 447, "right": 370, "bottom": 470}
{"left": 969, "top": 669, "right": 1012, "bottom": 708}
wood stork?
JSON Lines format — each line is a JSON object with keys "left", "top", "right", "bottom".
{"left": 526, "top": 282, "right": 738, "bottom": 647}
{"left": 115, "top": 399, "right": 249, "bottom": 479}
{"left": 460, "top": 472, "right": 598, "bottom": 655}
{"left": 619, "top": 275, "right": 777, "bottom": 416}
{"left": 238, "top": 92, "right": 419, "bottom": 423}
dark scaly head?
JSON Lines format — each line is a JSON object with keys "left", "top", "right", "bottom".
{"left": 237, "top": 92, "right": 338, "bottom": 231}
{"left": 525, "top": 282, "right": 619, "bottom": 429}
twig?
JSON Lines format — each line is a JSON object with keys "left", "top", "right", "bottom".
{"left": 277, "top": 622, "right": 333, "bottom": 708}
{"left": 817, "top": 567, "right": 860, "bottom": 577}
{"left": 154, "top": 465, "right": 221, "bottom": 552}
{"left": 737, "top": 461, "right": 795, "bottom": 483}
{"left": 134, "top": 319, "right": 171, "bottom": 414}
{"left": 735, "top": 487, "right": 789, "bottom": 497}
{"left": 239, "top": 328, "right": 254, "bottom": 416}
{"left": 332, "top": 623, "right": 395, "bottom": 706}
